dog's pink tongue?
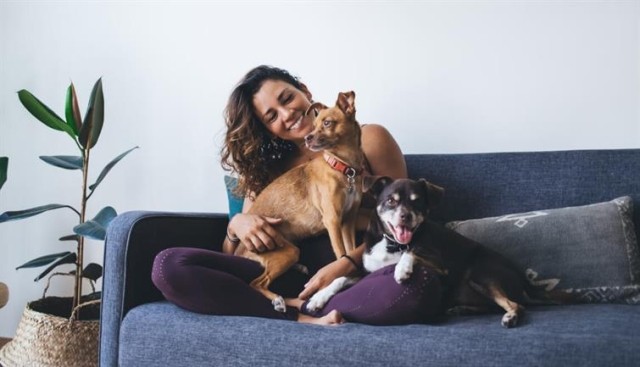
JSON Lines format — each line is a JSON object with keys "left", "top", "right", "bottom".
{"left": 394, "top": 226, "right": 413, "bottom": 244}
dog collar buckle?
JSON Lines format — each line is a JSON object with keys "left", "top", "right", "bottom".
{"left": 323, "top": 153, "right": 359, "bottom": 192}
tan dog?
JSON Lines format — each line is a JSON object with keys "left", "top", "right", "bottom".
{"left": 234, "top": 91, "right": 365, "bottom": 312}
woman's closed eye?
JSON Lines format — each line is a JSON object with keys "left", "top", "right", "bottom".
{"left": 265, "top": 111, "right": 277, "bottom": 124}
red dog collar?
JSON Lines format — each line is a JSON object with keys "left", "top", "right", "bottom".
{"left": 323, "top": 153, "right": 360, "bottom": 177}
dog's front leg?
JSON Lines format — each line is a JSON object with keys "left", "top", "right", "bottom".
{"left": 306, "top": 276, "right": 358, "bottom": 312}
{"left": 340, "top": 217, "right": 358, "bottom": 253}
{"left": 322, "top": 208, "right": 348, "bottom": 258}
{"left": 394, "top": 252, "right": 415, "bottom": 283}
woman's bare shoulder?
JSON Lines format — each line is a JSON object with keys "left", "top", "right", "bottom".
{"left": 360, "top": 123, "right": 407, "bottom": 178}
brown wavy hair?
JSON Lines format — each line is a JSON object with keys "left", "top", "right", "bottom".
{"left": 221, "top": 65, "right": 303, "bottom": 198}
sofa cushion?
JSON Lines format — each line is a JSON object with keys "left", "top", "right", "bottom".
{"left": 118, "top": 301, "right": 640, "bottom": 367}
{"left": 446, "top": 196, "right": 640, "bottom": 304}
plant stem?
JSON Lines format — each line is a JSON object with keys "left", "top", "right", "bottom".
{"left": 72, "top": 147, "right": 90, "bottom": 319}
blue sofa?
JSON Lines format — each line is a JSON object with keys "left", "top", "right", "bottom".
{"left": 100, "top": 149, "right": 640, "bottom": 366}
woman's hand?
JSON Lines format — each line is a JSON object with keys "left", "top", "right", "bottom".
{"left": 298, "top": 256, "right": 356, "bottom": 300}
{"left": 227, "top": 213, "right": 283, "bottom": 253}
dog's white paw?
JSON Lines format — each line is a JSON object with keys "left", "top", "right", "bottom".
{"left": 394, "top": 253, "right": 415, "bottom": 283}
{"left": 501, "top": 311, "right": 519, "bottom": 328}
{"left": 306, "top": 288, "right": 334, "bottom": 312}
{"left": 306, "top": 276, "right": 355, "bottom": 313}
{"left": 273, "top": 296, "right": 286, "bottom": 313}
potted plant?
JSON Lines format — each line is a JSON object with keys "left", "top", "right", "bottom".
{"left": 0, "top": 79, "right": 136, "bottom": 367}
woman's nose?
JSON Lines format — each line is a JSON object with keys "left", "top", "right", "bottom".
{"left": 279, "top": 107, "right": 294, "bottom": 123}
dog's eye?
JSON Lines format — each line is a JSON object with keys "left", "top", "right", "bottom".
{"left": 386, "top": 198, "right": 397, "bottom": 206}
{"left": 323, "top": 120, "right": 333, "bottom": 128}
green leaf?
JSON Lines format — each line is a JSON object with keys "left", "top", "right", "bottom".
{"left": 59, "top": 234, "right": 79, "bottom": 242}
{"left": 33, "top": 252, "right": 77, "bottom": 282}
{"left": 39, "top": 155, "right": 83, "bottom": 170}
{"left": 79, "top": 78, "right": 104, "bottom": 149}
{"left": 73, "top": 263, "right": 103, "bottom": 281}
{"left": 73, "top": 206, "right": 117, "bottom": 240}
{"left": 89, "top": 146, "right": 138, "bottom": 193}
{"left": 0, "top": 157, "right": 7, "bottom": 191}
{"left": 16, "top": 251, "right": 73, "bottom": 269}
{"left": 17, "top": 90, "right": 76, "bottom": 139}
{"left": 65, "top": 83, "right": 82, "bottom": 135}
{"left": 0, "top": 204, "right": 80, "bottom": 223}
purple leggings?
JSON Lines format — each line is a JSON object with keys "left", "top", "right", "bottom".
{"left": 152, "top": 246, "right": 441, "bottom": 325}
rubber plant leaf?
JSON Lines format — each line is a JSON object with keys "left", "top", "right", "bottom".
{"left": 39, "top": 155, "right": 83, "bottom": 170}
{"left": 16, "top": 251, "right": 73, "bottom": 269}
{"left": 89, "top": 146, "right": 138, "bottom": 193}
{"left": 0, "top": 157, "right": 7, "bottom": 191}
{"left": 82, "top": 263, "right": 103, "bottom": 281}
{"left": 65, "top": 83, "right": 82, "bottom": 135}
{"left": 33, "top": 252, "right": 77, "bottom": 282}
{"left": 17, "top": 90, "right": 76, "bottom": 140}
{"left": 73, "top": 206, "right": 117, "bottom": 240}
{"left": 0, "top": 204, "right": 79, "bottom": 223}
{"left": 59, "top": 234, "right": 79, "bottom": 242}
{"left": 79, "top": 78, "right": 104, "bottom": 149}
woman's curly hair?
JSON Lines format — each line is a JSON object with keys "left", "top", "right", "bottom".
{"left": 221, "top": 65, "right": 303, "bottom": 198}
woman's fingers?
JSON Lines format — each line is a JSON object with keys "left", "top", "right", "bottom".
{"left": 298, "top": 277, "right": 320, "bottom": 300}
{"left": 233, "top": 214, "right": 283, "bottom": 252}
{"left": 255, "top": 231, "right": 277, "bottom": 251}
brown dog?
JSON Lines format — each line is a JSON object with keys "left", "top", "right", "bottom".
{"left": 234, "top": 91, "right": 365, "bottom": 312}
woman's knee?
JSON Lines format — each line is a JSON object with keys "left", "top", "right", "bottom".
{"left": 151, "top": 247, "right": 188, "bottom": 294}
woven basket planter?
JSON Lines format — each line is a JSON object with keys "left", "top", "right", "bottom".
{"left": 0, "top": 296, "right": 100, "bottom": 367}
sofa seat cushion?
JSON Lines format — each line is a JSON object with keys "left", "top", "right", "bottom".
{"left": 118, "top": 301, "right": 640, "bottom": 367}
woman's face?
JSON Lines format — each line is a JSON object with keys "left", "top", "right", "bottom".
{"left": 252, "top": 79, "right": 315, "bottom": 144}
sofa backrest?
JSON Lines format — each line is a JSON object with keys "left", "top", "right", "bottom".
{"left": 405, "top": 149, "right": 640, "bottom": 240}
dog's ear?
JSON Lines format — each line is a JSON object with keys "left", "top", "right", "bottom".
{"left": 419, "top": 178, "right": 445, "bottom": 209}
{"left": 365, "top": 175, "right": 393, "bottom": 198}
{"left": 336, "top": 91, "right": 356, "bottom": 116}
{"left": 305, "top": 102, "right": 328, "bottom": 117}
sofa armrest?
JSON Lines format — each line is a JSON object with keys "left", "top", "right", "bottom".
{"left": 99, "top": 210, "right": 228, "bottom": 367}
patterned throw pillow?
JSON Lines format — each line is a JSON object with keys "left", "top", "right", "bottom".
{"left": 446, "top": 197, "right": 640, "bottom": 304}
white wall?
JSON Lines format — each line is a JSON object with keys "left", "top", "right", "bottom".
{"left": 0, "top": 0, "right": 638, "bottom": 337}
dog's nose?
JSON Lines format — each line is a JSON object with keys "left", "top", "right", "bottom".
{"left": 304, "top": 134, "right": 314, "bottom": 143}
{"left": 399, "top": 210, "right": 412, "bottom": 223}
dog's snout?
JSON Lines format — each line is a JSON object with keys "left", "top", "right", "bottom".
{"left": 304, "top": 134, "right": 314, "bottom": 143}
{"left": 399, "top": 208, "right": 413, "bottom": 223}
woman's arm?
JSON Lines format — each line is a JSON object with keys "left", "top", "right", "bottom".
{"left": 298, "top": 245, "right": 366, "bottom": 300}
{"left": 361, "top": 124, "right": 407, "bottom": 179}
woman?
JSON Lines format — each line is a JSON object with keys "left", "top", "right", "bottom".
{"left": 152, "top": 65, "right": 441, "bottom": 325}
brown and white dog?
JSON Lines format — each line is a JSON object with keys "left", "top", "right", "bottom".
{"left": 234, "top": 91, "right": 365, "bottom": 312}
{"left": 308, "top": 177, "right": 564, "bottom": 327}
